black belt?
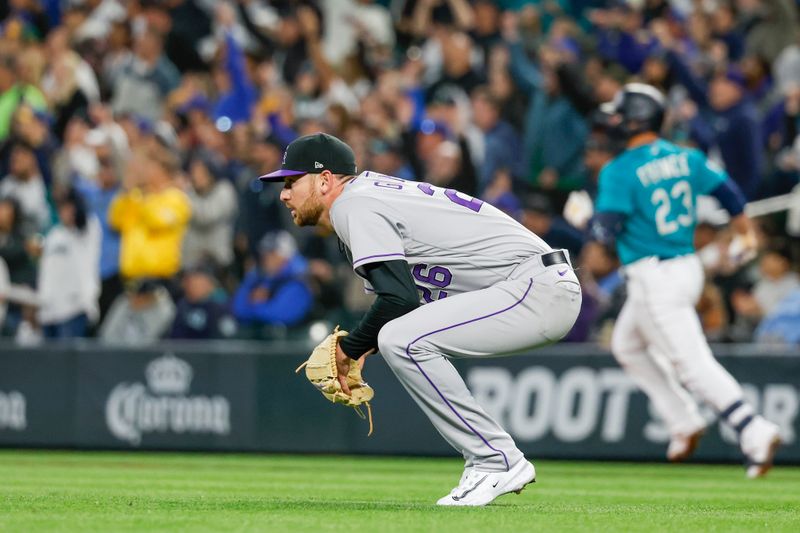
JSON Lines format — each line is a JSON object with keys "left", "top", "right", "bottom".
{"left": 541, "top": 249, "right": 570, "bottom": 267}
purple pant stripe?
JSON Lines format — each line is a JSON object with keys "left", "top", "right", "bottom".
{"left": 403, "top": 279, "right": 534, "bottom": 472}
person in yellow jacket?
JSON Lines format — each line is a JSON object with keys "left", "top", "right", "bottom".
{"left": 109, "top": 146, "right": 191, "bottom": 280}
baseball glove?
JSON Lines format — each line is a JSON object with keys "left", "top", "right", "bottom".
{"left": 295, "top": 326, "right": 374, "bottom": 435}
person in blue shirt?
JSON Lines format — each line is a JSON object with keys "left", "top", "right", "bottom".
{"left": 755, "top": 289, "right": 800, "bottom": 345}
{"left": 592, "top": 83, "right": 781, "bottom": 478}
{"left": 232, "top": 230, "right": 313, "bottom": 338}
{"left": 76, "top": 150, "right": 121, "bottom": 323}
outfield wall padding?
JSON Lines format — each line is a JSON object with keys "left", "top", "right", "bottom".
{"left": 0, "top": 342, "right": 798, "bottom": 463}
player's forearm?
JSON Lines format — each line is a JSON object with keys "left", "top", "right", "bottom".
{"left": 339, "top": 260, "right": 419, "bottom": 360}
{"left": 339, "top": 292, "right": 419, "bottom": 359}
{"left": 710, "top": 178, "right": 746, "bottom": 218}
{"left": 589, "top": 211, "right": 626, "bottom": 247}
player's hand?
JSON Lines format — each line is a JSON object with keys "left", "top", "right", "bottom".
{"left": 335, "top": 344, "right": 353, "bottom": 395}
{"left": 563, "top": 190, "right": 594, "bottom": 230}
{"left": 336, "top": 346, "right": 374, "bottom": 394}
{"left": 727, "top": 229, "right": 758, "bottom": 268}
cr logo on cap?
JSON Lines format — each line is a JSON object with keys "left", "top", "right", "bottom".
{"left": 314, "top": 161, "right": 324, "bottom": 169}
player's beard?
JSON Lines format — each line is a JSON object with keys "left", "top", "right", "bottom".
{"left": 292, "top": 189, "right": 324, "bottom": 227}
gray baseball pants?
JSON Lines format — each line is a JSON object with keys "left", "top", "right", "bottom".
{"left": 377, "top": 254, "right": 582, "bottom": 472}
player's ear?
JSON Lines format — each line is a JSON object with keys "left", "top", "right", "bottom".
{"left": 318, "top": 170, "right": 333, "bottom": 194}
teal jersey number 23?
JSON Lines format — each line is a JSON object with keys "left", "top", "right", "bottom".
{"left": 595, "top": 139, "right": 728, "bottom": 265}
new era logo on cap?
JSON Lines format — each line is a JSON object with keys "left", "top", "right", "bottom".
{"left": 258, "top": 133, "right": 358, "bottom": 182}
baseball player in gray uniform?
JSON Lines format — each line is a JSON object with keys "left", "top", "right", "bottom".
{"left": 260, "top": 133, "right": 581, "bottom": 506}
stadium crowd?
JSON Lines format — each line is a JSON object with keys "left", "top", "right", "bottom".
{"left": 0, "top": 0, "right": 798, "bottom": 346}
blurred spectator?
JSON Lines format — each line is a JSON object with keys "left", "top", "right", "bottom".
{"left": 99, "top": 278, "right": 176, "bottom": 345}
{"left": 234, "top": 135, "right": 290, "bottom": 262}
{"left": 293, "top": 6, "right": 360, "bottom": 119}
{"left": 76, "top": 145, "right": 123, "bottom": 321}
{"left": 409, "top": 0, "right": 475, "bottom": 40}
{"left": 0, "top": 196, "right": 36, "bottom": 337}
{"left": 212, "top": 6, "right": 258, "bottom": 127}
{"left": 504, "top": 13, "right": 588, "bottom": 206}
{"left": 582, "top": 128, "right": 620, "bottom": 195}
{"left": 424, "top": 138, "right": 469, "bottom": 191}
{"left": 471, "top": 0, "right": 501, "bottom": 65}
{"left": 742, "top": 0, "right": 800, "bottom": 64}
{"left": 37, "top": 189, "right": 100, "bottom": 339}
{"left": 232, "top": 230, "right": 313, "bottom": 336}
{"left": 369, "top": 138, "right": 415, "bottom": 181}
{"left": 109, "top": 146, "right": 191, "bottom": 281}
{"left": 169, "top": 263, "right": 236, "bottom": 340}
{"left": 591, "top": 3, "right": 656, "bottom": 74}
{"left": 109, "top": 26, "right": 180, "bottom": 122}
{"left": 755, "top": 288, "right": 800, "bottom": 344}
{"left": 182, "top": 151, "right": 238, "bottom": 272}
{"left": 732, "top": 241, "right": 800, "bottom": 323}
{"left": 426, "top": 85, "right": 481, "bottom": 161}
{"left": 0, "top": 196, "right": 36, "bottom": 288}
{"left": 0, "top": 54, "right": 47, "bottom": 142}
{"left": 0, "top": 142, "right": 50, "bottom": 237}
{"left": 68, "top": 0, "right": 127, "bottom": 44}
{"left": 520, "top": 191, "right": 584, "bottom": 260}
{"left": 319, "top": 0, "right": 395, "bottom": 68}
{"left": 711, "top": 2, "right": 745, "bottom": 62}
{"left": 140, "top": 0, "right": 208, "bottom": 74}
{"left": 426, "top": 31, "right": 485, "bottom": 101}
{"left": 570, "top": 240, "right": 624, "bottom": 343}
{"left": 42, "top": 51, "right": 90, "bottom": 142}
{"left": 697, "top": 282, "right": 730, "bottom": 341}
{"left": 0, "top": 256, "right": 9, "bottom": 330}
{"left": 4, "top": 104, "right": 58, "bottom": 188}
{"left": 471, "top": 86, "right": 523, "bottom": 193}
{"left": 655, "top": 27, "right": 763, "bottom": 199}
{"left": 42, "top": 27, "right": 101, "bottom": 104}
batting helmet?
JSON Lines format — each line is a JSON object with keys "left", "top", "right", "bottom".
{"left": 598, "top": 83, "right": 666, "bottom": 139}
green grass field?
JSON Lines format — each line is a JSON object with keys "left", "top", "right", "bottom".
{"left": 0, "top": 451, "right": 798, "bottom": 532}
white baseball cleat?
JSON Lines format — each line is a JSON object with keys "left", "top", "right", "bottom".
{"left": 445, "top": 467, "right": 473, "bottom": 497}
{"left": 741, "top": 418, "right": 782, "bottom": 479}
{"left": 436, "top": 460, "right": 536, "bottom": 507}
{"left": 667, "top": 427, "right": 705, "bottom": 463}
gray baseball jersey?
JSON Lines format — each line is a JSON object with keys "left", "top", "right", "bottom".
{"left": 331, "top": 171, "right": 552, "bottom": 302}
{"left": 329, "top": 171, "right": 581, "bottom": 474}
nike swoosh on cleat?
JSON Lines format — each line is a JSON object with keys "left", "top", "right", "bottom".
{"left": 492, "top": 481, "right": 499, "bottom": 488}
{"left": 557, "top": 269, "right": 568, "bottom": 276}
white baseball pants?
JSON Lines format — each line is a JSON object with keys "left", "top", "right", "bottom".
{"left": 611, "top": 254, "right": 744, "bottom": 437}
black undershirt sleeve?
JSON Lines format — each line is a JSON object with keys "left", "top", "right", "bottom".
{"left": 338, "top": 260, "right": 420, "bottom": 360}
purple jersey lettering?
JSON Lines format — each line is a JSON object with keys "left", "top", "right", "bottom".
{"left": 413, "top": 264, "right": 453, "bottom": 302}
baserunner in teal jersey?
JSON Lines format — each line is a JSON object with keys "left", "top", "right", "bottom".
{"left": 597, "top": 139, "right": 726, "bottom": 264}
{"left": 592, "top": 83, "right": 782, "bottom": 478}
